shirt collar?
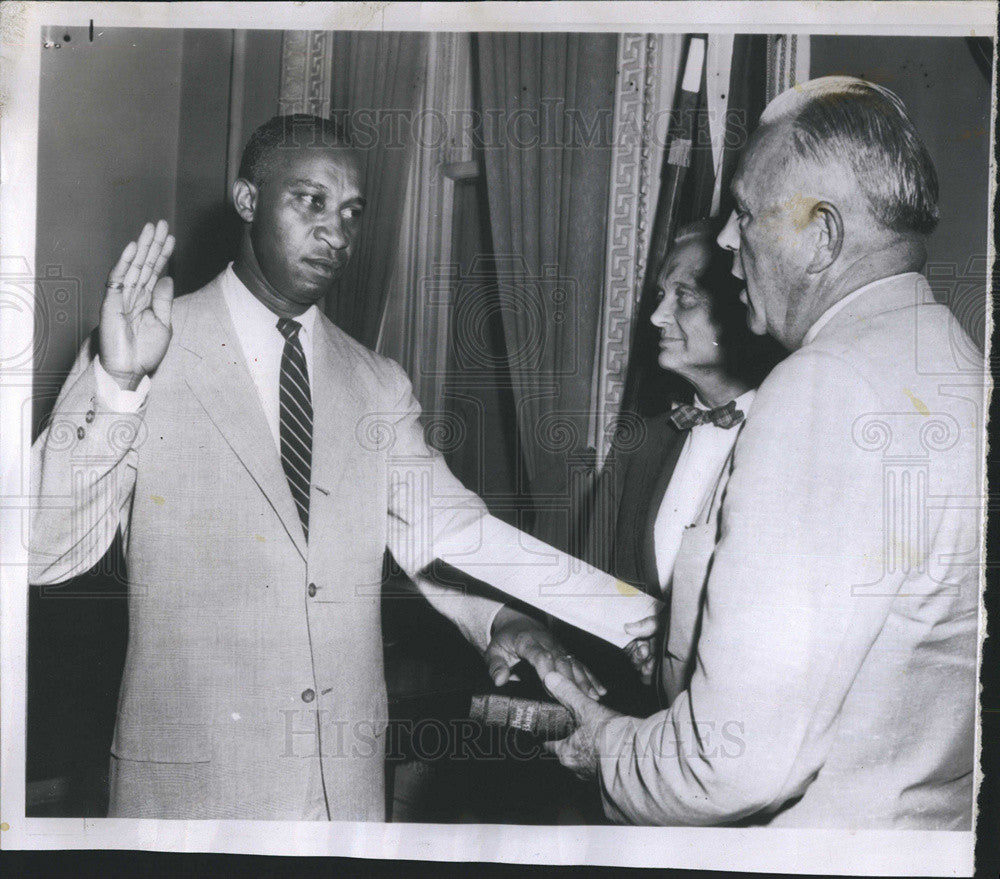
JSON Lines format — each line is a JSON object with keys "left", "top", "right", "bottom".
{"left": 222, "top": 262, "right": 320, "bottom": 341}
{"left": 802, "top": 272, "right": 921, "bottom": 346}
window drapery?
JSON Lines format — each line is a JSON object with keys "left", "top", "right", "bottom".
{"left": 279, "top": 31, "right": 428, "bottom": 348}
{"left": 476, "top": 32, "right": 618, "bottom": 551}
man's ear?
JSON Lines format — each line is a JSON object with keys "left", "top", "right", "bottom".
{"left": 806, "top": 201, "right": 843, "bottom": 273}
{"left": 232, "top": 178, "right": 258, "bottom": 224}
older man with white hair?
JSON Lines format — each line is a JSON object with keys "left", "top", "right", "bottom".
{"left": 543, "top": 77, "right": 984, "bottom": 829}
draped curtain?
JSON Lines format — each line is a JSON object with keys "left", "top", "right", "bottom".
{"left": 279, "top": 31, "right": 428, "bottom": 347}
{"left": 324, "top": 32, "right": 429, "bottom": 346}
{"left": 376, "top": 33, "right": 474, "bottom": 418}
{"left": 476, "top": 33, "right": 617, "bottom": 551}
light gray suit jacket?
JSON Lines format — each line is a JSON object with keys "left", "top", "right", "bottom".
{"left": 599, "top": 274, "right": 983, "bottom": 828}
{"left": 30, "top": 275, "right": 503, "bottom": 820}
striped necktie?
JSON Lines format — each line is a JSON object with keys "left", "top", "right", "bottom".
{"left": 277, "top": 317, "right": 312, "bottom": 541}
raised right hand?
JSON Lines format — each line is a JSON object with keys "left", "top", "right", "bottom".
{"left": 99, "top": 220, "right": 176, "bottom": 390}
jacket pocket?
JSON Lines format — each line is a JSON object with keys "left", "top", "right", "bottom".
{"left": 110, "top": 722, "right": 212, "bottom": 764}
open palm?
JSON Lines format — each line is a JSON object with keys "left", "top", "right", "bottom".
{"left": 99, "top": 220, "right": 176, "bottom": 388}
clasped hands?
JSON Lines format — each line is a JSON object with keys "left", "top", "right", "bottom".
{"left": 484, "top": 606, "right": 659, "bottom": 779}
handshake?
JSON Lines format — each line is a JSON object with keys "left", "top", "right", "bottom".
{"left": 479, "top": 604, "right": 660, "bottom": 777}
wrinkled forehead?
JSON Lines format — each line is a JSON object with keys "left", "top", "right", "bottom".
{"left": 659, "top": 237, "right": 712, "bottom": 284}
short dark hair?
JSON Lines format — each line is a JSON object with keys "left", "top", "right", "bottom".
{"left": 763, "top": 77, "right": 939, "bottom": 235}
{"left": 237, "top": 114, "right": 351, "bottom": 188}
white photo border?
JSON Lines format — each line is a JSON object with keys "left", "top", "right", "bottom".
{"left": 1, "top": 2, "right": 995, "bottom": 874}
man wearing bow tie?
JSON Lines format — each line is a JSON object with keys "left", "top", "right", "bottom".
{"left": 585, "top": 220, "right": 781, "bottom": 708}
{"left": 545, "top": 78, "right": 983, "bottom": 829}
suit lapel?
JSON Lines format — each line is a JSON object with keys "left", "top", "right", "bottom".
{"left": 176, "top": 281, "right": 307, "bottom": 561}
{"left": 640, "top": 420, "right": 690, "bottom": 591}
{"left": 304, "top": 316, "right": 375, "bottom": 569}
{"left": 308, "top": 317, "right": 366, "bottom": 501}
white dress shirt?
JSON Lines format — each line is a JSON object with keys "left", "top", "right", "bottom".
{"left": 219, "top": 264, "right": 319, "bottom": 451}
{"left": 652, "top": 389, "right": 756, "bottom": 592}
{"left": 95, "top": 263, "right": 320, "bottom": 455}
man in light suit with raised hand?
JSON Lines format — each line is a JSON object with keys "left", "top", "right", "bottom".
{"left": 544, "top": 77, "right": 984, "bottom": 829}
{"left": 29, "top": 114, "right": 656, "bottom": 820}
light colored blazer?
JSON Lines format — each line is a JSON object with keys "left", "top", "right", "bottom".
{"left": 30, "top": 275, "right": 502, "bottom": 820}
{"left": 599, "top": 274, "right": 983, "bottom": 829}
{"left": 657, "top": 442, "right": 738, "bottom": 707}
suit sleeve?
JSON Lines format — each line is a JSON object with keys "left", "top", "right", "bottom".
{"left": 598, "top": 350, "right": 893, "bottom": 824}
{"left": 29, "top": 334, "right": 147, "bottom": 585}
{"left": 382, "top": 362, "right": 661, "bottom": 648}
{"left": 408, "top": 573, "right": 504, "bottom": 653}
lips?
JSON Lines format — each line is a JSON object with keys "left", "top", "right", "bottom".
{"left": 303, "top": 256, "right": 340, "bottom": 276}
{"left": 659, "top": 335, "right": 684, "bottom": 347}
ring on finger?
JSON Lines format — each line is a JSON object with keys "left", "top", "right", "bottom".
{"left": 106, "top": 281, "right": 125, "bottom": 291}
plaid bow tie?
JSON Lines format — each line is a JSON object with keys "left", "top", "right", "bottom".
{"left": 668, "top": 399, "right": 745, "bottom": 430}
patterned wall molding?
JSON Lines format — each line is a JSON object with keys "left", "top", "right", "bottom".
{"left": 590, "top": 33, "right": 685, "bottom": 467}
{"left": 278, "top": 30, "right": 333, "bottom": 116}
{"left": 589, "top": 34, "right": 657, "bottom": 466}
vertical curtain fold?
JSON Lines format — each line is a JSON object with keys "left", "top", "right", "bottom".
{"left": 325, "top": 32, "right": 428, "bottom": 346}
{"left": 477, "top": 32, "right": 617, "bottom": 550}
{"left": 377, "top": 33, "right": 474, "bottom": 418}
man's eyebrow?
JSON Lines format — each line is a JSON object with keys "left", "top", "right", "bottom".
{"left": 288, "top": 177, "right": 329, "bottom": 190}
{"left": 287, "top": 180, "right": 365, "bottom": 207}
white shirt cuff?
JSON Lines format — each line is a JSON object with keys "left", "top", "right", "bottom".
{"left": 482, "top": 603, "right": 506, "bottom": 652}
{"left": 94, "top": 356, "right": 151, "bottom": 413}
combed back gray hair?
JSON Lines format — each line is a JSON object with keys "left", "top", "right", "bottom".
{"left": 238, "top": 114, "right": 351, "bottom": 188}
{"left": 762, "top": 76, "right": 939, "bottom": 235}
{"left": 672, "top": 218, "right": 718, "bottom": 247}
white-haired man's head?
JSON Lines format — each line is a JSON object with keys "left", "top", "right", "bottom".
{"left": 717, "top": 76, "right": 937, "bottom": 349}
{"left": 759, "top": 76, "right": 939, "bottom": 235}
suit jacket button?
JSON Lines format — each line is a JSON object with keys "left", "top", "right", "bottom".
{"left": 307, "top": 583, "right": 317, "bottom": 597}
{"left": 77, "top": 426, "right": 86, "bottom": 440}
{"left": 301, "top": 688, "right": 315, "bottom": 703}
{"left": 85, "top": 410, "right": 95, "bottom": 423}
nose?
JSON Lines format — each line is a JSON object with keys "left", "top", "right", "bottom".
{"left": 315, "top": 217, "right": 349, "bottom": 252}
{"left": 650, "top": 292, "right": 676, "bottom": 329}
{"left": 717, "top": 211, "right": 739, "bottom": 252}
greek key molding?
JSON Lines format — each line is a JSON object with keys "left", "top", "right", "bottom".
{"left": 591, "top": 33, "right": 659, "bottom": 466}
{"left": 278, "top": 31, "right": 333, "bottom": 116}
